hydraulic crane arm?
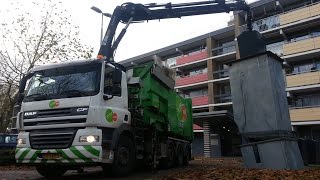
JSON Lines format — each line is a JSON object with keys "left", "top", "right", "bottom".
{"left": 98, "top": 0, "right": 252, "bottom": 61}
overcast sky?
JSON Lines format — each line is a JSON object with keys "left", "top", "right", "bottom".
{"left": 1, "top": 0, "right": 257, "bottom": 62}
{"left": 65, "top": 0, "right": 258, "bottom": 61}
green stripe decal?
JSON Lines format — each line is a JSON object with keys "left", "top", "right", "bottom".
{"left": 70, "top": 146, "right": 93, "bottom": 163}
{"left": 84, "top": 146, "right": 100, "bottom": 157}
{"left": 56, "top": 149, "right": 76, "bottom": 164}
{"left": 18, "top": 148, "right": 31, "bottom": 163}
{"left": 29, "top": 150, "right": 41, "bottom": 164}
{"left": 15, "top": 148, "right": 21, "bottom": 154}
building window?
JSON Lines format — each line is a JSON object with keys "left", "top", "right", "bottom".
{"left": 290, "top": 93, "right": 320, "bottom": 108}
{"left": 289, "top": 29, "right": 320, "bottom": 43}
{"left": 184, "top": 88, "right": 208, "bottom": 98}
{"left": 213, "top": 40, "right": 236, "bottom": 56}
{"left": 290, "top": 59, "right": 320, "bottom": 74}
{"left": 189, "top": 67, "right": 207, "bottom": 76}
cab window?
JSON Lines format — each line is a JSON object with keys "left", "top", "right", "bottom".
{"left": 104, "top": 66, "right": 121, "bottom": 97}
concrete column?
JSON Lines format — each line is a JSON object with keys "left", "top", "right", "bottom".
{"left": 206, "top": 37, "right": 217, "bottom": 112}
{"left": 210, "top": 134, "right": 221, "bottom": 157}
{"left": 203, "top": 120, "right": 211, "bottom": 157}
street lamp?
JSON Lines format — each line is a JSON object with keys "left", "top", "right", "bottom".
{"left": 91, "top": 6, "right": 112, "bottom": 46}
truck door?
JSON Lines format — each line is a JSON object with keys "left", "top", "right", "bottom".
{"left": 101, "top": 64, "right": 130, "bottom": 127}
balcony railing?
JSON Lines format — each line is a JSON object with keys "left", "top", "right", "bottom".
{"left": 286, "top": 70, "right": 320, "bottom": 88}
{"left": 212, "top": 42, "right": 236, "bottom": 56}
{"left": 176, "top": 51, "right": 208, "bottom": 66}
{"left": 175, "top": 73, "right": 208, "bottom": 87}
{"left": 240, "top": 2, "right": 320, "bottom": 33}
{"left": 279, "top": 2, "right": 320, "bottom": 25}
{"left": 283, "top": 35, "right": 320, "bottom": 56}
{"left": 213, "top": 69, "right": 229, "bottom": 79}
{"left": 289, "top": 94, "right": 320, "bottom": 109}
{"left": 214, "top": 94, "right": 232, "bottom": 104}
{"left": 290, "top": 106, "right": 320, "bottom": 122}
{"left": 240, "top": 14, "right": 280, "bottom": 33}
{"left": 192, "top": 96, "right": 209, "bottom": 106}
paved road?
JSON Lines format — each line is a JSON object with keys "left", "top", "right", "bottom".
{"left": 0, "top": 158, "right": 244, "bottom": 180}
{"left": 1, "top": 165, "right": 175, "bottom": 180}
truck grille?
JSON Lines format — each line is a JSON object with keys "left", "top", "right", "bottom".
{"left": 23, "top": 107, "right": 89, "bottom": 119}
{"left": 37, "top": 108, "right": 73, "bottom": 118}
{"left": 24, "top": 118, "right": 86, "bottom": 127}
{"left": 29, "top": 129, "right": 78, "bottom": 149}
{"left": 23, "top": 107, "right": 88, "bottom": 127}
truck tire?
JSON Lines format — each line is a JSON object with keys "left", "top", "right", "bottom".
{"left": 183, "top": 146, "right": 191, "bottom": 165}
{"left": 176, "top": 144, "right": 184, "bottom": 166}
{"left": 112, "top": 135, "right": 135, "bottom": 177}
{"left": 167, "top": 142, "right": 175, "bottom": 168}
{"left": 160, "top": 142, "right": 175, "bottom": 169}
{"left": 36, "top": 165, "right": 67, "bottom": 179}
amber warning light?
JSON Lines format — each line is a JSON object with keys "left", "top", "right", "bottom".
{"left": 97, "top": 54, "right": 104, "bottom": 59}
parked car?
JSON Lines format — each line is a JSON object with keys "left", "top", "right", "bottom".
{"left": 0, "top": 133, "right": 18, "bottom": 164}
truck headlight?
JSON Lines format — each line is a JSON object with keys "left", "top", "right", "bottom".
{"left": 17, "top": 138, "right": 26, "bottom": 145}
{"left": 79, "top": 135, "right": 99, "bottom": 143}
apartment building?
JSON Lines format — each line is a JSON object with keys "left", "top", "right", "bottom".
{"left": 120, "top": 0, "right": 320, "bottom": 157}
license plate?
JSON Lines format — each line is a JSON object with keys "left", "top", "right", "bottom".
{"left": 42, "top": 153, "right": 61, "bottom": 160}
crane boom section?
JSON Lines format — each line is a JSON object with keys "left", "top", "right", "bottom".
{"left": 98, "top": 0, "right": 251, "bottom": 60}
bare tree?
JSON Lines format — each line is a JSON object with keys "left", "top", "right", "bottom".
{"left": 0, "top": 0, "right": 94, "bottom": 132}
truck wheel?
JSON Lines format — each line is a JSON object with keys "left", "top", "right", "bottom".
{"left": 167, "top": 143, "right": 175, "bottom": 168}
{"left": 160, "top": 142, "right": 175, "bottom": 169}
{"left": 183, "top": 146, "right": 191, "bottom": 165}
{"left": 36, "top": 165, "right": 67, "bottom": 179}
{"left": 176, "top": 145, "right": 184, "bottom": 166}
{"left": 112, "top": 135, "right": 135, "bottom": 177}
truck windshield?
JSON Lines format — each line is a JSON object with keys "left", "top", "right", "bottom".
{"left": 24, "top": 63, "right": 101, "bottom": 102}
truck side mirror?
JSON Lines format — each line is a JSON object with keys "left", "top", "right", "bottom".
{"left": 113, "top": 69, "right": 122, "bottom": 84}
{"left": 17, "top": 72, "right": 34, "bottom": 104}
{"left": 17, "top": 93, "right": 25, "bottom": 104}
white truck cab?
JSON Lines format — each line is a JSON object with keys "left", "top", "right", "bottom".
{"left": 15, "top": 59, "right": 131, "bottom": 173}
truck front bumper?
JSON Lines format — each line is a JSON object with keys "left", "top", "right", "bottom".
{"left": 15, "top": 145, "right": 102, "bottom": 164}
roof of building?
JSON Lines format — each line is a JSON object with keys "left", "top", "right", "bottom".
{"left": 119, "top": 25, "right": 235, "bottom": 68}
{"left": 193, "top": 124, "right": 203, "bottom": 130}
{"left": 119, "top": 0, "right": 302, "bottom": 68}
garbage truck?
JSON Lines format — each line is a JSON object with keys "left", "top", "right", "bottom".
{"left": 15, "top": 59, "right": 193, "bottom": 177}
{"left": 14, "top": 0, "right": 253, "bottom": 178}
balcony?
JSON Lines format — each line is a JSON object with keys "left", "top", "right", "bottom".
{"left": 283, "top": 36, "right": 320, "bottom": 56}
{"left": 290, "top": 106, "right": 320, "bottom": 122}
{"left": 286, "top": 71, "right": 320, "bottom": 88}
{"left": 214, "top": 94, "right": 232, "bottom": 104}
{"left": 212, "top": 42, "right": 236, "bottom": 56}
{"left": 192, "top": 96, "right": 209, "bottom": 106}
{"left": 279, "top": 3, "right": 320, "bottom": 26}
{"left": 240, "top": 14, "right": 280, "bottom": 33}
{"left": 176, "top": 73, "right": 208, "bottom": 87}
{"left": 176, "top": 51, "right": 208, "bottom": 66}
{"left": 213, "top": 69, "right": 229, "bottom": 79}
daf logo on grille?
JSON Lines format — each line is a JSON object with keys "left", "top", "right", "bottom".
{"left": 76, "top": 108, "right": 88, "bottom": 112}
{"left": 24, "top": 112, "right": 37, "bottom": 116}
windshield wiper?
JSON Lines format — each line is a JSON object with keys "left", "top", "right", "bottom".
{"left": 59, "top": 90, "right": 89, "bottom": 98}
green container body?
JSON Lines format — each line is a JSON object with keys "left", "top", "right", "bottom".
{"left": 129, "top": 64, "right": 193, "bottom": 141}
